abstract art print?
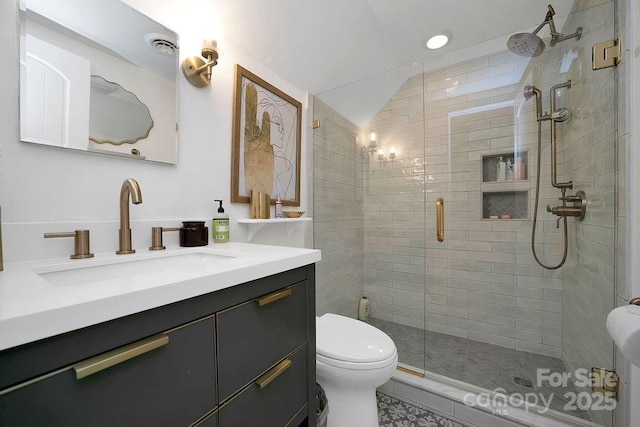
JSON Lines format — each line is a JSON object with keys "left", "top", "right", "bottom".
{"left": 231, "top": 64, "right": 302, "bottom": 206}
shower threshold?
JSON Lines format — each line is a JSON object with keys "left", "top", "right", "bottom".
{"left": 369, "top": 317, "right": 599, "bottom": 425}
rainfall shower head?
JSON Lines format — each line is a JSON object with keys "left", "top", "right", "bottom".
{"left": 507, "top": 33, "right": 546, "bottom": 58}
{"left": 507, "top": 4, "right": 582, "bottom": 58}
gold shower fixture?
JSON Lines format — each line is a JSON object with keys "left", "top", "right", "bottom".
{"left": 181, "top": 39, "right": 220, "bottom": 87}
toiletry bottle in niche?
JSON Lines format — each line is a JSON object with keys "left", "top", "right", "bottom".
{"left": 505, "top": 159, "right": 513, "bottom": 181}
{"left": 496, "top": 156, "right": 506, "bottom": 181}
{"left": 514, "top": 157, "right": 526, "bottom": 180}
{"left": 275, "top": 193, "right": 283, "bottom": 218}
{"left": 358, "top": 294, "right": 370, "bottom": 321}
{"left": 212, "top": 200, "right": 229, "bottom": 243}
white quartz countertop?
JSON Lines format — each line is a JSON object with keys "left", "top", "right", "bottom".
{"left": 0, "top": 242, "right": 321, "bottom": 352}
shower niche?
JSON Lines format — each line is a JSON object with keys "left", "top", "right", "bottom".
{"left": 481, "top": 150, "right": 529, "bottom": 219}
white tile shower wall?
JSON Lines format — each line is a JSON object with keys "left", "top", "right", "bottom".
{"left": 364, "top": 73, "right": 428, "bottom": 330}
{"left": 559, "top": 2, "right": 617, "bottom": 427}
{"left": 313, "top": 99, "right": 364, "bottom": 317}
{"left": 363, "top": 37, "right": 580, "bottom": 357}
{"left": 615, "top": 0, "right": 633, "bottom": 425}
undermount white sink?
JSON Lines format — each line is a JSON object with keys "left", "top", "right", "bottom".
{"left": 36, "top": 252, "right": 235, "bottom": 287}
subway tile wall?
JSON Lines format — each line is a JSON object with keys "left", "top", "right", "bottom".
{"left": 560, "top": 2, "right": 617, "bottom": 426}
{"left": 615, "top": 0, "right": 633, "bottom": 425}
{"left": 363, "top": 46, "right": 570, "bottom": 358}
{"left": 313, "top": 99, "right": 365, "bottom": 317}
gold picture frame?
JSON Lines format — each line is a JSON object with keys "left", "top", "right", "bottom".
{"left": 231, "top": 64, "right": 302, "bottom": 206}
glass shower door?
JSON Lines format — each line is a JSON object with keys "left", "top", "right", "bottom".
{"left": 423, "top": 1, "right": 617, "bottom": 425}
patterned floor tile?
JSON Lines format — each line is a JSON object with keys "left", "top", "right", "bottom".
{"left": 378, "top": 392, "right": 471, "bottom": 427}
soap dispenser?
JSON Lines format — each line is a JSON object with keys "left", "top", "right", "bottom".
{"left": 212, "top": 200, "right": 229, "bottom": 243}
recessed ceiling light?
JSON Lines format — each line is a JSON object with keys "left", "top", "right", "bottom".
{"left": 424, "top": 31, "right": 452, "bottom": 50}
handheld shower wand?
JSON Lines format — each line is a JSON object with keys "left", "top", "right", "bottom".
{"left": 524, "top": 83, "right": 585, "bottom": 269}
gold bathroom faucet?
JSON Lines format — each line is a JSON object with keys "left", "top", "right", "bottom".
{"left": 116, "top": 178, "right": 142, "bottom": 254}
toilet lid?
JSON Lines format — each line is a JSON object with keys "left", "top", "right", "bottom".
{"left": 316, "top": 313, "right": 396, "bottom": 363}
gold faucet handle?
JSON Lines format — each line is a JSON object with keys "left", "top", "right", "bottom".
{"left": 149, "top": 226, "right": 180, "bottom": 251}
{"left": 44, "top": 230, "right": 94, "bottom": 259}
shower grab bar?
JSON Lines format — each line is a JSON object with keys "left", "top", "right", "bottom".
{"left": 550, "top": 81, "right": 573, "bottom": 189}
{"left": 436, "top": 198, "right": 444, "bottom": 242}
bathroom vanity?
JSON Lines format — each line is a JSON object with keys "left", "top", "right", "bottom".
{"left": 0, "top": 243, "right": 320, "bottom": 426}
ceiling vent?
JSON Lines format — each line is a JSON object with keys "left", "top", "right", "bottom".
{"left": 144, "top": 33, "right": 178, "bottom": 55}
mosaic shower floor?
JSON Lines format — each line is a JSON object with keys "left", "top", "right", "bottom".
{"left": 369, "top": 317, "right": 591, "bottom": 421}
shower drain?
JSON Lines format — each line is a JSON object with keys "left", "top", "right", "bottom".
{"left": 511, "top": 375, "right": 535, "bottom": 389}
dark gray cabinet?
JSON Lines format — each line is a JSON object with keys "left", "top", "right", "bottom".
{"left": 0, "top": 264, "right": 316, "bottom": 427}
{"left": 0, "top": 317, "right": 216, "bottom": 427}
{"left": 217, "top": 282, "right": 308, "bottom": 401}
{"left": 218, "top": 346, "right": 308, "bottom": 427}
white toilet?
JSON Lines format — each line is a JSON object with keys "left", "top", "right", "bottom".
{"left": 316, "top": 313, "right": 398, "bottom": 427}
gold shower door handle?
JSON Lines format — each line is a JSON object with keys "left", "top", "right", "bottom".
{"left": 436, "top": 198, "right": 444, "bottom": 242}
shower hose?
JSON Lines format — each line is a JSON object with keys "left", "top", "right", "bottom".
{"left": 530, "top": 120, "right": 568, "bottom": 270}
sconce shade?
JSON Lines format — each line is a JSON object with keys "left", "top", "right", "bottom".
{"left": 181, "top": 39, "right": 219, "bottom": 88}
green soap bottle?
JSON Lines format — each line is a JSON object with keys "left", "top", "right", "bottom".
{"left": 212, "top": 200, "right": 229, "bottom": 243}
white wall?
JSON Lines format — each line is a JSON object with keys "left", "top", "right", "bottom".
{"left": 0, "top": 0, "right": 311, "bottom": 263}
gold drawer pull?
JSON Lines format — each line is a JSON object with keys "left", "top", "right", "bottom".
{"left": 436, "top": 197, "right": 444, "bottom": 242}
{"left": 255, "top": 359, "right": 292, "bottom": 389}
{"left": 256, "top": 288, "right": 292, "bottom": 307}
{"left": 73, "top": 334, "right": 169, "bottom": 380}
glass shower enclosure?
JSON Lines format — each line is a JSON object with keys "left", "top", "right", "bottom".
{"left": 313, "top": 1, "right": 616, "bottom": 425}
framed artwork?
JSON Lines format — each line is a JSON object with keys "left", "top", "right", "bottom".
{"left": 231, "top": 64, "right": 302, "bottom": 206}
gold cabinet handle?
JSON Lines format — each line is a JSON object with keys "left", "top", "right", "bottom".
{"left": 436, "top": 197, "right": 444, "bottom": 242}
{"left": 255, "top": 359, "right": 292, "bottom": 389}
{"left": 255, "top": 288, "right": 292, "bottom": 307}
{"left": 73, "top": 334, "right": 169, "bottom": 380}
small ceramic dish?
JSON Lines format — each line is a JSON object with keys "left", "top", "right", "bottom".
{"left": 283, "top": 211, "right": 305, "bottom": 218}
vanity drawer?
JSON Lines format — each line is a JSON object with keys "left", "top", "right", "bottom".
{"left": 217, "top": 281, "right": 307, "bottom": 401}
{"left": 0, "top": 317, "right": 216, "bottom": 427}
{"left": 218, "top": 346, "right": 307, "bottom": 427}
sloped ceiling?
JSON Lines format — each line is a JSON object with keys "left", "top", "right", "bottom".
{"left": 120, "top": 0, "right": 575, "bottom": 126}
{"left": 215, "top": 0, "right": 575, "bottom": 126}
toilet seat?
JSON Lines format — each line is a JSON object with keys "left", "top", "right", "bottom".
{"left": 316, "top": 313, "right": 397, "bottom": 370}
{"left": 316, "top": 351, "right": 397, "bottom": 370}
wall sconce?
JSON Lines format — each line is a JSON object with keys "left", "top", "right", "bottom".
{"left": 363, "top": 131, "right": 378, "bottom": 156}
{"left": 377, "top": 147, "right": 396, "bottom": 163}
{"left": 181, "top": 39, "right": 219, "bottom": 88}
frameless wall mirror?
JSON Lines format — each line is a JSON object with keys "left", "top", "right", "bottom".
{"left": 19, "top": 0, "right": 179, "bottom": 164}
